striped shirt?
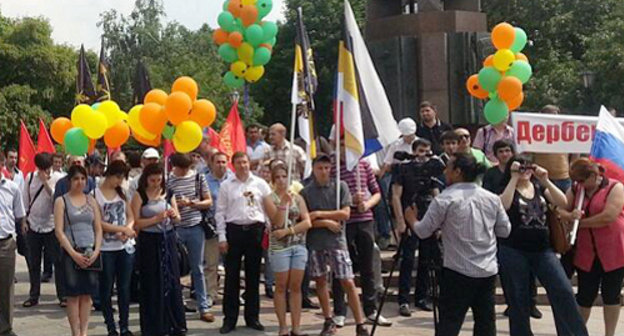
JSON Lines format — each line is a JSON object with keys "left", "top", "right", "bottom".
{"left": 166, "top": 171, "right": 209, "bottom": 228}
{"left": 331, "top": 159, "right": 380, "bottom": 224}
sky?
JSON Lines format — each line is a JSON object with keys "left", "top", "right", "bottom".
{"left": 0, "top": 0, "right": 286, "bottom": 51}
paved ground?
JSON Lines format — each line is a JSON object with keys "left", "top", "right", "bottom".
{"left": 9, "top": 256, "right": 620, "bottom": 336}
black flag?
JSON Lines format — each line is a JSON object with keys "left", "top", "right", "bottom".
{"left": 75, "top": 44, "right": 96, "bottom": 105}
{"left": 132, "top": 60, "right": 152, "bottom": 105}
{"left": 95, "top": 37, "right": 112, "bottom": 102}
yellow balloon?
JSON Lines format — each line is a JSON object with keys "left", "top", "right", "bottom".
{"left": 128, "top": 105, "right": 157, "bottom": 140}
{"left": 493, "top": 49, "right": 515, "bottom": 72}
{"left": 241, "top": 0, "right": 256, "bottom": 5}
{"left": 82, "top": 111, "right": 108, "bottom": 139}
{"left": 71, "top": 104, "right": 92, "bottom": 129}
{"left": 98, "top": 101, "right": 121, "bottom": 128}
{"left": 118, "top": 111, "right": 128, "bottom": 121}
{"left": 237, "top": 43, "right": 254, "bottom": 65}
{"left": 172, "top": 121, "right": 202, "bottom": 153}
{"left": 244, "top": 65, "right": 265, "bottom": 83}
{"left": 231, "top": 61, "right": 248, "bottom": 78}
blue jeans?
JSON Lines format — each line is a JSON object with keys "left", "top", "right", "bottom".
{"left": 498, "top": 245, "right": 588, "bottom": 336}
{"left": 552, "top": 178, "right": 572, "bottom": 193}
{"left": 269, "top": 245, "right": 308, "bottom": 273}
{"left": 177, "top": 225, "right": 209, "bottom": 313}
{"left": 374, "top": 174, "right": 393, "bottom": 238}
{"left": 398, "top": 234, "right": 418, "bottom": 305}
{"left": 99, "top": 249, "right": 134, "bottom": 333}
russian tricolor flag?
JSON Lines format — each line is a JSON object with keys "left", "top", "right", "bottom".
{"left": 590, "top": 106, "right": 624, "bottom": 182}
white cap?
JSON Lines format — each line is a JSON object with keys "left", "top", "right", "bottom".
{"left": 398, "top": 118, "right": 417, "bottom": 136}
{"left": 142, "top": 147, "right": 160, "bottom": 159}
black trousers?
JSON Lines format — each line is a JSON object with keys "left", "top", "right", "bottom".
{"left": 332, "top": 221, "right": 377, "bottom": 316}
{"left": 438, "top": 268, "right": 496, "bottom": 336}
{"left": 26, "top": 231, "right": 64, "bottom": 300}
{"left": 223, "top": 223, "right": 264, "bottom": 326}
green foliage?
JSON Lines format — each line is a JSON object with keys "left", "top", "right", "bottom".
{"left": 0, "top": 84, "right": 50, "bottom": 148}
{"left": 250, "top": 0, "right": 366, "bottom": 133}
{"left": 98, "top": 0, "right": 263, "bottom": 127}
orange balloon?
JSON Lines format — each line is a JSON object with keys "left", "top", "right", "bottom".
{"left": 171, "top": 76, "right": 198, "bottom": 101}
{"left": 240, "top": 5, "right": 258, "bottom": 27}
{"left": 483, "top": 55, "right": 494, "bottom": 67}
{"left": 506, "top": 92, "right": 525, "bottom": 111}
{"left": 164, "top": 91, "right": 193, "bottom": 125}
{"left": 516, "top": 53, "right": 529, "bottom": 62}
{"left": 189, "top": 99, "right": 217, "bottom": 128}
{"left": 466, "top": 74, "right": 489, "bottom": 100}
{"left": 228, "top": 0, "right": 243, "bottom": 17}
{"left": 133, "top": 132, "right": 161, "bottom": 147}
{"left": 491, "top": 22, "right": 515, "bottom": 50}
{"left": 213, "top": 28, "right": 229, "bottom": 45}
{"left": 259, "top": 43, "right": 273, "bottom": 52}
{"left": 144, "top": 89, "right": 168, "bottom": 106}
{"left": 140, "top": 103, "right": 168, "bottom": 134}
{"left": 50, "top": 117, "right": 73, "bottom": 144}
{"left": 228, "top": 32, "right": 244, "bottom": 48}
{"left": 104, "top": 121, "right": 130, "bottom": 148}
{"left": 497, "top": 76, "right": 523, "bottom": 102}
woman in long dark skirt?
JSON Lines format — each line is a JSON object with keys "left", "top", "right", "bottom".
{"left": 130, "top": 163, "right": 186, "bottom": 336}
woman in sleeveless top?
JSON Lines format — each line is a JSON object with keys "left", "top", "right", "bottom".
{"left": 498, "top": 156, "right": 588, "bottom": 336}
{"left": 130, "top": 163, "right": 186, "bottom": 336}
{"left": 96, "top": 160, "right": 135, "bottom": 336}
{"left": 562, "top": 158, "right": 624, "bottom": 336}
{"left": 263, "top": 163, "right": 311, "bottom": 336}
{"left": 54, "top": 165, "right": 103, "bottom": 336}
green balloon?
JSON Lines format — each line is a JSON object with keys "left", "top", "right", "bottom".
{"left": 218, "top": 11, "right": 235, "bottom": 32}
{"left": 245, "top": 24, "right": 264, "bottom": 47}
{"left": 262, "top": 21, "right": 278, "bottom": 41}
{"left": 162, "top": 124, "right": 175, "bottom": 140}
{"left": 257, "top": 0, "right": 273, "bottom": 19}
{"left": 484, "top": 97, "right": 509, "bottom": 125}
{"left": 510, "top": 27, "right": 528, "bottom": 53}
{"left": 269, "top": 37, "right": 277, "bottom": 46}
{"left": 507, "top": 60, "right": 532, "bottom": 84}
{"left": 253, "top": 47, "right": 272, "bottom": 66}
{"left": 231, "top": 18, "right": 244, "bottom": 34}
{"left": 218, "top": 44, "right": 238, "bottom": 63}
{"left": 478, "top": 67, "right": 502, "bottom": 92}
{"left": 224, "top": 71, "right": 244, "bottom": 89}
{"left": 222, "top": 0, "right": 230, "bottom": 11}
{"left": 64, "top": 128, "right": 89, "bottom": 156}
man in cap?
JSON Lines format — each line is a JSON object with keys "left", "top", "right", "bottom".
{"left": 128, "top": 148, "right": 160, "bottom": 200}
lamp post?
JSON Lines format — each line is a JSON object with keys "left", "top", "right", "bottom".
{"left": 580, "top": 70, "right": 595, "bottom": 114}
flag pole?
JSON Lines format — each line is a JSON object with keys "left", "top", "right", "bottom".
{"left": 336, "top": 112, "right": 341, "bottom": 210}
{"left": 284, "top": 103, "right": 297, "bottom": 225}
{"left": 569, "top": 186, "right": 585, "bottom": 245}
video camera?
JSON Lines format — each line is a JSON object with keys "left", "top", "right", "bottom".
{"left": 393, "top": 151, "right": 445, "bottom": 219}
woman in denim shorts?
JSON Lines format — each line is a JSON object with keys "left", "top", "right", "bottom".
{"left": 263, "top": 164, "right": 312, "bottom": 336}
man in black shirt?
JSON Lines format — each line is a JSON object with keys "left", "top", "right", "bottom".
{"left": 416, "top": 101, "right": 453, "bottom": 155}
{"left": 482, "top": 140, "right": 515, "bottom": 194}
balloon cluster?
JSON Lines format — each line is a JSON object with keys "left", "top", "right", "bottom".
{"left": 128, "top": 76, "right": 217, "bottom": 153}
{"left": 213, "top": 0, "right": 277, "bottom": 88}
{"left": 466, "top": 22, "right": 533, "bottom": 125}
{"left": 50, "top": 101, "right": 130, "bottom": 156}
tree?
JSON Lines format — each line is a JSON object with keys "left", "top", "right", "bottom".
{"left": 250, "top": 0, "right": 366, "bottom": 134}
{"left": 98, "top": 0, "right": 263, "bottom": 127}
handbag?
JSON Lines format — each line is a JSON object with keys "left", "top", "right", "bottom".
{"left": 62, "top": 196, "right": 102, "bottom": 272}
{"left": 547, "top": 204, "right": 572, "bottom": 254}
{"left": 195, "top": 174, "right": 216, "bottom": 240}
{"left": 176, "top": 236, "right": 191, "bottom": 277}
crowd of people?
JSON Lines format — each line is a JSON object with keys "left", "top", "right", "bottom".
{"left": 0, "top": 101, "right": 623, "bottom": 336}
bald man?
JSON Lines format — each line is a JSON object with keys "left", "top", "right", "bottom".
{"left": 454, "top": 128, "right": 491, "bottom": 168}
{"left": 263, "top": 123, "right": 307, "bottom": 180}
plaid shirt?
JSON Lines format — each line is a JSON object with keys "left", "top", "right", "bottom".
{"left": 263, "top": 140, "right": 307, "bottom": 180}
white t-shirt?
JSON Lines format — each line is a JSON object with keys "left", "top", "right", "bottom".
{"left": 383, "top": 138, "right": 416, "bottom": 165}
{"left": 95, "top": 188, "right": 128, "bottom": 252}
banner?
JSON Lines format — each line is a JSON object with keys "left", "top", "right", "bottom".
{"left": 511, "top": 112, "right": 624, "bottom": 154}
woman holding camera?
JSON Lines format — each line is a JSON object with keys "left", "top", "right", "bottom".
{"left": 498, "top": 156, "right": 588, "bottom": 336}
{"left": 54, "top": 165, "right": 103, "bottom": 336}
{"left": 561, "top": 158, "right": 624, "bottom": 336}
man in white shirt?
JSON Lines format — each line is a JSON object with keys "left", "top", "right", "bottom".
{"left": 246, "top": 124, "right": 270, "bottom": 171}
{"left": 5, "top": 149, "right": 24, "bottom": 190}
{"left": 0, "top": 151, "right": 26, "bottom": 336}
{"left": 216, "top": 152, "right": 271, "bottom": 334}
{"left": 22, "top": 153, "right": 64, "bottom": 308}
{"left": 377, "top": 118, "right": 418, "bottom": 178}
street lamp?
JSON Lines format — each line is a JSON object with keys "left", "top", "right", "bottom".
{"left": 581, "top": 70, "right": 595, "bottom": 89}
{"left": 229, "top": 90, "right": 240, "bottom": 104}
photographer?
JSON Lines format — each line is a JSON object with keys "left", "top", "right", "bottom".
{"left": 391, "top": 139, "right": 445, "bottom": 316}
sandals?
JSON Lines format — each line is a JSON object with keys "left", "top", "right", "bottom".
{"left": 22, "top": 298, "right": 38, "bottom": 308}
{"left": 290, "top": 332, "right": 309, "bottom": 336}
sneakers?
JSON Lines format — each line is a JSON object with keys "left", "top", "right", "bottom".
{"left": 320, "top": 318, "right": 337, "bottom": 336}
{"left": 414, "top": 299, "right": 433, "bottom": 312}
{"left": 333, "top": 315, "right": 345, "bottom": 328}
{"left": 356, "top": 324, "right": 370, "bottom": 336}
{"left": 206, "top": 296, "right": 214, "bottom": 308}
{"left": 366, "top": 312, "right": 392, "bottom": 327}
{"left": 399, "top": 304, "right": 412, "bottom": 317}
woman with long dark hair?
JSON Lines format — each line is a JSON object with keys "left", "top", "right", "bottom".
{"left": 54, "top": 165, "right": 102, "bottom": 336}
{"left": 498, "top": 156, "right": 587, "bottom": 336}
{"left": 96, "top": 160, "right": 135, "bottom": 336}
{"left": 130, "top": 163, "right": 186, "bottom": 336}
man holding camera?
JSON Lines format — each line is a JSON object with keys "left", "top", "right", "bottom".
{"left": 391, "top": 139, "right": 445, "bottom": 316}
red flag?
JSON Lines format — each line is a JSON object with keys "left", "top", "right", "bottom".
{"left": 219, "top": 102, "right": 246, "bottom": 168}
{"left": 37, "top": 119, "right": 56, "bottom": 154}
{"left": 163, "top": 139, "right": 175, "bottom": 171}
{"left": 205, "top": 127, "right": 222, "bottom": 151}
{"left": 19, "top": 120, "right": 37, "bottom": 175}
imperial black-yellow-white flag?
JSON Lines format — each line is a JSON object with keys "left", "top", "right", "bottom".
{"left": 335, "top": 0, "right": 400, "bottom": 170}
{"left": 75, "top": 44, "right": 96, "bottom": 105}
{"left": 96, "top": 37, "right": 111, "bottom": 102}
{"left": 291, "top": 7, "right": 319, "bottom": 166}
